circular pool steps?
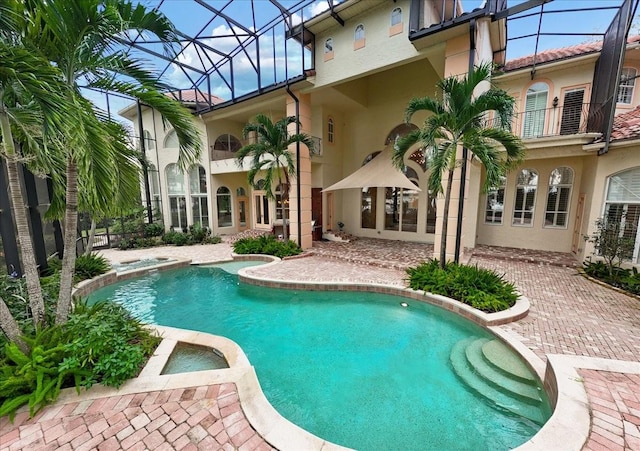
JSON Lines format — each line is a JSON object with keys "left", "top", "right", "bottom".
{"left": 450, "top": 337, "right": 549, "bottom": 425}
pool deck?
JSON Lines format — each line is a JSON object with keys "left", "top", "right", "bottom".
{"left": 2, "top": 238, "right": 639, "bottom": 450}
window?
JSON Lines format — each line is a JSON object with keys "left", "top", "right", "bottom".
{"left": 213, "top": 134, "right": 242, "bottom": 152}
{"left": 560, "top": 89, "right": 585, "bottom": 135}
{"left": 324, "top": 38, "right": 333, "bottom": 54}
{"left": 361, "top": 187, "right": 377, "bottom": 229}
{"left": 545, "top": 167, "right": 573, "bottom": 228}
{"left": 166, "top": 164, "right": 186, "bottom": 228}
{"left": 355, "top": 24, "right": 365, "bottom": 41}
{"left": 216, "top": 186, "right": 232, "bottom": 227}
{"left": 190, "top": 165, "right": 209, "bottom": 227}
{"left": 485, "top": 175, "right": 506, "bottom": 224}
{"left": 617, "top": 67, "right": 637, "bottom": 104}
{"left": 513, "top": 169, "right": 538, "bottom": 226}
{"left": 391, "top": 7, "right": 402, "bottom": 26}
{"left": 237, "top": 187, "right": 246, "bottom": 197}
{"left": 603, "top": 168, "right": 640, "bottom": 263}
{"left": 327, "top": 118, "right": 334, "bottom": 143}
{"left": 164, "top": 130, "right": 179, "bottom": 148}
{"left": 384, "top": 167, "right": 419, "bottom": 232}
{"left": 275, "top": 184, "right": 290, "bottom": 221}
{"left": 148, "top": 163, "right": 161, "bottom": 213}
{"left": 522, "top": 82, "right": 548, "bottom": 138}
{"left": 143, "top": 130, "right": 155, "bottom": 151}
{"left": 426, "top": 190, "right": 437, "bottom": 233}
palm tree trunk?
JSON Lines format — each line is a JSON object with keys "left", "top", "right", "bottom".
{"left": 0, "top": 297, "right": 29, "bottom": 354}
{"left": 278, "top": 175, "right": 288, "bottom": 242}
{"left": 439, "top": 168, "right": 455, "bottom": 268}
{"left": 84, "top": 219, "right": 97, "bottom": 255}
{"left": 0, "top": 110, "right": 46, "bottom": 327}
{"left": 55, "top": 157, "right": 79, "bottom": 325}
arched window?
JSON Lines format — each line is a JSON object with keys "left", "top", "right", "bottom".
{"left": 166, "top": 164, "right": 186, "bottom": 228}
{"left": 603, "top": 168, "right": 640, "bottom": 262}
{"left": 164, "top": 130, "right": 179, "bottom": 148}
{"left": 391, "top": 7, "right": 402, "bottom": 26}
{"left": 327, "top": 117, "right": 334, "bottom": 144}
{"left": 237, "top": 187, "right": 246, "bottom": 197}
{"left": 214, "top": 134, "right": 242, "bottom": 152}
{"left": 385, "top": 167, "right": 419, "bottom": 232}
{"left": 385, "top": 124, "right": 426, "bottom": 171}
{"left": 354, "top": 24, "right": 365, "bottom": 42}
{"left": 485, "top": 175, "right": 507, "bottom": 225}
{"left": 545, "top": 167, "right": 573, "bottom": 228}
{"left": 148, "top": 163, "right": 161, "bottom": 213}
{"left": 275, "top": 184, "right": 289, "bottom": 221}
{"left": 513, "top": 169, "right": 538, "bottom": 226}
{"left": 190, "top": 166, "right": 209, "bottom": 227}
{"left": 216, "top": 186, "right": 232, "bottom": 227}
{"left": 254, "top": 179, "right": 269, "bottom": 226}
{"left": 143, "top": 130, "right": 155, "bottom": 151}
{"left": 523, "top": 82, "right": 549, "bottom": 138}
{"left": 617, "top": 67, "right": 637, "bottom": 104}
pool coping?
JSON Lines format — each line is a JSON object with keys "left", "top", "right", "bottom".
{"left": 70, "top": 253, "right": 624, "bottom": 451}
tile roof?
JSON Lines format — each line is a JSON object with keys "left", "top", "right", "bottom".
{"left": 167, "top": 89, "right": 224, "bottom": 105}
{"left": 503, "top": 35, "right": 640, "bottom": 72}
{"left": 609, "top": 105, "right": 640, "bottom": 142}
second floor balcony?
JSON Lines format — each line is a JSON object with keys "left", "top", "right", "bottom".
{"left": 485, "top": 103, "right": 605, "bottom": 140}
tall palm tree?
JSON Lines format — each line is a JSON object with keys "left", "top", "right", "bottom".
{"left": 394, "top": 63, "right": 524, "bottom": 268}
{"left": 235, "top": 114, "right": 313, "bottom": 242}
{"left": 0, "top": 40, "right": 71, "bottom": 333}
{"left": 17, "top": 0, "right": 202, "bottom": 324}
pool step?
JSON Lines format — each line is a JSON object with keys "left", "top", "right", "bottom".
{"left": 450, "top": 337, "right": 546, "bottom": 425}
{"left": 482, "top": 339, "right": 537, "bottom": 384}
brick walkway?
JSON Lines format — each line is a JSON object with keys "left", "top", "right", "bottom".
{"left": 2, "top": 237, "right": 639, "bottom": 450}
{"left": 579, "top": 370, "right": 640, "bottom": 451}
{"left": 0, "top": 384, "right": 274, "bottom": 451}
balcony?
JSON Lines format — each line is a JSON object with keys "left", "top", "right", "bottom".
{"left": 485, "top": 103, "right": 605, "bottom": 139}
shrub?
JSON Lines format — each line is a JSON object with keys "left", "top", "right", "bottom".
{"left": 162, "top": 230, "right": 181, "bottom": 245}
{"left": 582, "top": 259, "right": 640, "bottom": 295}
{"left": 74, "top": 253, "right": 111, "bottom": 282}
{"left": 233, "top": 234, "right": 302, "bottom": 258}
{"left": 406, "top": 259, "right": 518, "bottom": 313}
{"left": 584, "top": 216, "right": 635, "bottom": 279}
{"left": 143, "top": 223, "right": 165, "bottom": 238}
{"left": 0, "top": 299, "right": 160, "bottom": 419}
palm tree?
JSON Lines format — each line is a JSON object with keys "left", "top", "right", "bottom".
{"left": 16, "top": 0, "right": 202, "bottom": 324}
{"left": 0, "top": 38, "right": 72, "bottom": 335}
{"left": 394, "top": 63, "right": 524, "bottom": 268}
{"left": 235, "top": 114, "right": 313, "bottom": 242}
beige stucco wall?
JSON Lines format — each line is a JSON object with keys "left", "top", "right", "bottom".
{"left": 313, "top": 0, "right": 429, "bottom": 88}
{"left": 476, "top": 155, "right": 586, "bottom": 252}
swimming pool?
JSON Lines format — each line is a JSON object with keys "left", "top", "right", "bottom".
{"left": 88, "top": 265, "right": 551, "bottom": 450}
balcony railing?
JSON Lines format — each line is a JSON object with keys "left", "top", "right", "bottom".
{"left": 484, "top": 103, "right": 605, "bottom": 139}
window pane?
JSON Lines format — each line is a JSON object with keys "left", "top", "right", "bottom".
{"left": 426, "top": 190, "right": 437, "bottom": 233}
{"left": 217, "top": 187, "right": 232, "bottom": 227}
{"left": 401, "top": 188, "right": 418, "bottom": 232}
{"left": 607, "top": 168, "right": 640, "bottom": 202}
{"left": 166, "top": 164, "right": 184, "bottom": 194}
{"left": 361, "top": 187, "right": 377, "bottom": 229}
{"left": 385, "top": 187, "right": 400, "bottom": 231}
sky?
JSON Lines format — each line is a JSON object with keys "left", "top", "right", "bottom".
{"left": 89, "top": 0, "right": 633, "bottom": 124}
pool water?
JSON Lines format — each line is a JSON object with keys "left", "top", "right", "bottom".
{"left": 161, "top": 342, "right": 229, "bottom": 375}
{"left": 88, "top": 266, "right": 551, "bottom": 450}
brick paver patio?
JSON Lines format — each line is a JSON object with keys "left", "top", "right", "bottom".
{"left": 1, "top": 237, "right": 639, "bottom": 450}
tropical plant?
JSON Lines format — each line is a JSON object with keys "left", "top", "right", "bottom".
{"left": 233, "top": 234, "right": 302, "bottom": 258}
{"left": 406, "top": 259, "right": 518, "bottom": 312}
{"left": 584, "top": 215, "right": 636, "bottom": 278}
{"left": 394, "top": 63, "right": 524, "bottom": 268}
{"left": 0, "top": 0, "right": 202, "bottom": 348}
{"left": 235, "top": 114, "right": 314, "bottom": 242}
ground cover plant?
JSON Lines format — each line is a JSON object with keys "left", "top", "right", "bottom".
{"left": 406, "top": 259, "right": 518, "bottom": 312}
{"left": 119, "top": 224, "right": 222, "bottom": 249}
{"left": 233, "top": 234, "right": 302, "bottom": 258}
{"left": 45, "top": 253, "right": 111, "bottom": 283}
{"left": 0, "top": 276, "right": 160, "bottom": 419}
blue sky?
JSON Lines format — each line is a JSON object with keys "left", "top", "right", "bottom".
{"left": 89, "top": 0, "right": 632, "bottom": 123}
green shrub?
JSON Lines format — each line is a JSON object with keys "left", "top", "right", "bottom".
{"left": 204, "top": 235, "right": 222, "bottom": 244}
{"left": 233, "top": 234, "right": 302, "bottom": 257}
{"left": 406, "top": 260, "right": 518, "bottom": 313}
{"left": 0, "top": 299, "right": 160, "bottom": 419}
{"left": 162, "top": 230, "right": 181, "bottom": 245}
{"left": 74, "top": 253, "right": 111, "bottom": 282}
{"left": 143, "top": 223, "right": 165, "bottom": 238}
{"left": 582, "top": 259, "right": 640, "bottom": 295}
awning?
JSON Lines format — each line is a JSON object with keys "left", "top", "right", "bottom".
{"left": 322, "top": 148, "right": 421, "bottom": 192}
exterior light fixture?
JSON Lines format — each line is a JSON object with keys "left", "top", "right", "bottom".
{"left": 400, "top": 302, "right": 408, "bottom": 307}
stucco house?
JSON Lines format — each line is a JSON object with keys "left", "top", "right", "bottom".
{"left": 120, "top": 0, "right": 640, "bottom": 265}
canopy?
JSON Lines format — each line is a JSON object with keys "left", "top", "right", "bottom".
{"left": 322, "top": 148, "right": 421, "bottom": 192}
